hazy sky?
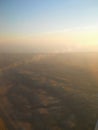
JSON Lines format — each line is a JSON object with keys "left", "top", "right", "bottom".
{"left": 0, "top": 0, "right": 98, "bottom": 52}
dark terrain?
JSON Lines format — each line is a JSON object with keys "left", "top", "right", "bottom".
{"left": 0, "top": 53, "right": 98, "bottom": 130}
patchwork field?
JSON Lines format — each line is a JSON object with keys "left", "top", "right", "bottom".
{"left": 0, "top": 53, "right": 98, "bottom": 130}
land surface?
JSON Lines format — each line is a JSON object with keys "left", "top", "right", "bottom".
{"left": 0, "top": 53, "right": 98, "bottom": 130}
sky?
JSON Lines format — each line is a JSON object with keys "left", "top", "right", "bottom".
{"left": 0, "top": 0, "right": 98, "bottom": 53}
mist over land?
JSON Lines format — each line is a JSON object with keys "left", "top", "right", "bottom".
{"left": 0, "top": 52, "right": 98, "bottom": 130}
{"left": 0, "top": 0, "right": 98, "bottom": 129}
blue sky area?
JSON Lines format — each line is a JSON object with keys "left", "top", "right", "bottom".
{"left": 0, "top": 0, "right": 98, "bottom": 52}
{"left": 0, "top": 0, "right": 98, "bottom": 34}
